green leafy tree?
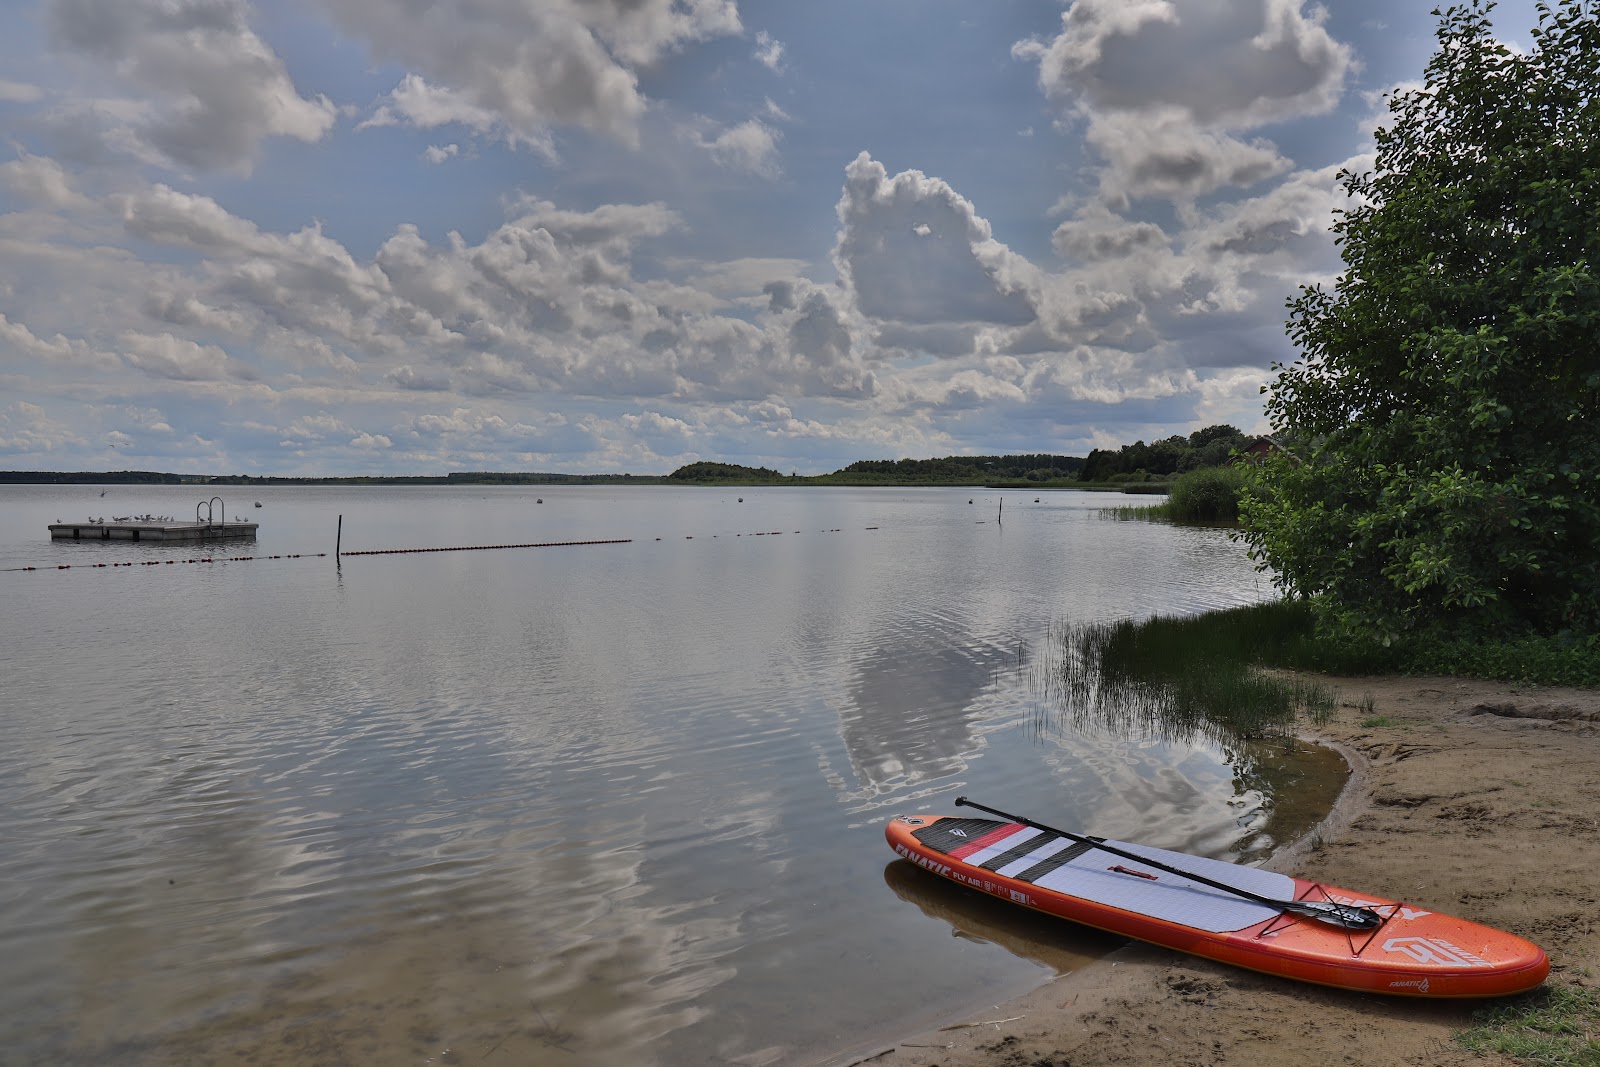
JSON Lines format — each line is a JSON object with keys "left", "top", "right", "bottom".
{"left": 1240, "top": 0, "right": 1600, "bottom": 639}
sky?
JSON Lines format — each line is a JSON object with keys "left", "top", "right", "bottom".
{"left": 0, "top": 0, "right": 1546, "bottom": 476}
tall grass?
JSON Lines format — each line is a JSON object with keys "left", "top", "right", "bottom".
{"left": 1166, "top": 465, "right": 1246, "bottom": 522}
{"left": 1099, "top": 465, "right": 1246, "bottom": 524}
{"left": 1036, "top": 603, "right": 1337, "bottom": 746}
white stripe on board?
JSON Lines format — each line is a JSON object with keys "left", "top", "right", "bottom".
{"left": 961, "top": 826, "right": 1042, "bottom": 868}
{"left": 995, "top": 835, "right": 1075, "bottom": 879}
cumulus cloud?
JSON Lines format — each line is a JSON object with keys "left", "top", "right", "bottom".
{"left": 1016, "top": 0, "right": 1351, "bottom": 207}
{"left": 325, "top": 0, "right": 741, "bottom": 148}
{"left": 362, "top": 74, "right": 500, "bottom": 134}
{"left": 45, "top": 0, "right": 336, "bottom": 172}
{"left": 835, "top": 153, "right": 1037, "bottom": 328}
{"left": 1084, "top": 108, "right": 1291, "bottom": 203}
{"left": 1051, "top": 205, "right": 1168, "bottom": 261}
{"left": 0, "top": 153, "right": 93, "bottom": 210}
{"left": 699, "top": 119, "right": 782, "bottom": 177}
{"left": 0, "top": 311, "right": 117, "bottom": 369}
{"left": 1020, "top": 0, "right": 1349, "bottom": 126}
{"left": 0, "top": 401, "right": 87, "bottom": 454}
{"left": 119, "top": 330, "right": 240, "bottom": 381}
{"left": 753, "top": 30, "right": 785, "bottom": 71}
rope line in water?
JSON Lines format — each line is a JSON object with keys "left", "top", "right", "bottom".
{"left": 340, "top": 538, "right": 632, "bottom": 556}
{"left": 13, "top": 525, "right": 881, "bottom": 572}
{"left": 11, "top": 554, "right": 328, "bottom": 571}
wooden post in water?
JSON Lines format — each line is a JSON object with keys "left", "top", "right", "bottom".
{"left": 998, "top": 496, "right": 1003, "bottom": 526}
{"left": 336, "top": 514, "right": 342, "bottom": 559}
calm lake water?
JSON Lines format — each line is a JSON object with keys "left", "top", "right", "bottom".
{"left": 0, "top": 484, "right": 1345, "bottom": 1066}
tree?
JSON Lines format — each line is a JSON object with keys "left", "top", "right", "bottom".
{"left": 1239, "top": 0, "right": 1600, "bottom": 639}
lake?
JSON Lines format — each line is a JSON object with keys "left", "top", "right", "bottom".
{"left": 0, "top": 483, "right": 1345, "bottom": 1065}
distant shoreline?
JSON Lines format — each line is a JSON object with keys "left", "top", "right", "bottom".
{"left": 0, "top": 471, "right": 1163, "bottom": 492}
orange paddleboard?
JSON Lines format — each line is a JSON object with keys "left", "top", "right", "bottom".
{"left": 887, "top": 811, "right": 1547, "bottom": 997}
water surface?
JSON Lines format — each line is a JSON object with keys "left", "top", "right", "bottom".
{"left": 0, "top": 484, "right": 1343, "bottom": 1065}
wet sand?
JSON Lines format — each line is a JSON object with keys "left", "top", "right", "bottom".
{"left": 837, "top": 675, "right": 1600, "bottom": 1067}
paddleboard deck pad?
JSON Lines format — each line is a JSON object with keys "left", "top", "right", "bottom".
{"left": 887, "top": 813, "right": 1548, "bottom": 997}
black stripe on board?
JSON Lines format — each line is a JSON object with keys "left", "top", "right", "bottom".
{"left": 1012, "top": 838, "right": 1101, "bottom": 884}
{"left": 980, "top": 830, "right": 1063, "bottom": 872}
{"left": 910, "top": 818, "right": 1004, "bottom": 855}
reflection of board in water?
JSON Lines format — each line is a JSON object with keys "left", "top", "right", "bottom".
{"left": 888, "top": 810, "right": 1549, "bottom": 998}
{"left": 883, "top": 859, "right": 1124, "bottom": 977}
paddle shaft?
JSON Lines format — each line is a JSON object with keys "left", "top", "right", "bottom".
{"left": 953, "top": 796, "right": 1376, "bottom": 925}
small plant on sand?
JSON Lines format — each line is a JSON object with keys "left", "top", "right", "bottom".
{"left": 1454, "top": 983, "right": 1600, "bottom": 1065}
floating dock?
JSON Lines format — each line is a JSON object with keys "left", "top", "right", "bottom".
{"left": 49, "top": 519, "right": 258, "bottom": 542}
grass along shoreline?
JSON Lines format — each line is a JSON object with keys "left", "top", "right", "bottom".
{"left": 1036, "top": 600, "right": 1600, "bottom": 1066}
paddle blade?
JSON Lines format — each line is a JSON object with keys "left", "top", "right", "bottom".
{"left": 1284, "top": 900, "right": 1385, "bottom": 930}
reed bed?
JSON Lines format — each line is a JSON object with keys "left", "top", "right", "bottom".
{"left": 1034, "top": 602, "right": 1336, "bottom": 746}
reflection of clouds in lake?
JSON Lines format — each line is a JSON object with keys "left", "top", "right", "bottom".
{"left": 4, "top": 692, "right": 750, "bottom": 1067}
{"left": 831, "top": 608, "right": 1021, "bottom": 802}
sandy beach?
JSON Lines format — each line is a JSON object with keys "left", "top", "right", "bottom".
{"left": 839, "top": 675, "right": 1600, "bottom": 1067}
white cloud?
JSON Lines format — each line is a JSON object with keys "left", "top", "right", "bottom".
{"left": 1084, "top": 108, "right": 1291, "bottom": 203}
{"left": 45, "top": 0, "right": 337, "bottom": 173}
{"left": 363, "top": 75, "right": 495, "bottom": 132}
{"left": 421, "top": 143, "right": 460, "bottom": 165}
{"left": 1052, "top": 205, "right": 1168, "bottom": 261}
{"left": 0, "top": 151, "right": 92, "bottom": 211}
{"left": 119, "top": 330, "right": 239, "bottom": 381}
{"left": 0, "top": 311, "right": 117, "bottom": 369}
{"left": 1022, "top": 0, "right": 1350, "bottom": 126}
{"left": 835, "top": 153, "right": 1037, "bottom": 328}
{"left": 324, "top": 0, "right": 741, "bottom": 148}
{"left": 0, "top": 80, "right": 46, "bottom": 103}
{"left": 754, "top": 30, "right": 785, "bottom": 71}
{"left": 699, "top": 119, "right": 782, "bottom": 177}
{"left": 1017, "top": 0, "right": 1351, "bottom": 208}
{"left": 0, "top": 401, "right": 87, "bottom": 454}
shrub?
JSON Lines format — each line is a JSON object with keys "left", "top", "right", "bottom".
{"left": 1166, "top": 465, "right": 1247, "bottom": 523}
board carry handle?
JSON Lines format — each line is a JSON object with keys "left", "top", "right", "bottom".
{"left": 953, "top": 797, "right": 1385, "bottom": 932}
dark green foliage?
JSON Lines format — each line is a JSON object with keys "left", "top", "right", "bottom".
{"left": 830, "top": 453, "right": 1084, "bottom": 484}
{"left": 1082, "top": 426, "right": 1250, "bottom": 482}
{"left": 1208, "top": 599, "right": 1600, "bottom": 687}
{"left": 0, "top": 470, "right": 189, "bottom": 484}
{"left": 1241, "top": 1, "right": 1600, "bottom": 641}
{"left": 1165, "top": 465, "right": 1247, "bottom": 522}
{"left": 667, "top": 461, "right": 788, "bottom": 482}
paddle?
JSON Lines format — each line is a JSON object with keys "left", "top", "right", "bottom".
{"left": 954, "top": 797, "right": 1385, "bottom": 931}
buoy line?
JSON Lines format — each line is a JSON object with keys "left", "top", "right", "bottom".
{"left": 11, "top": 525, "right": 882, "bottom": 572}
{"left": 8, "top": 553, "right": 328, "bottom": 571}
{"left": 340, "top": 538, "right": 633, "bottom": 555}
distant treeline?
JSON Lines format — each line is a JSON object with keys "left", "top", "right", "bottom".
{"left": 3, "top": 470, "right": 195, "bottom": 484}
{"left": 1081, "top": 425, "right": 1253, "bottom": 483}
{"left": 1, "top": 426, "right": 1257, "bottom": 487}
{"left": 824, "top": 453, "right": 1085, "bottom": 484}
{"left": 666, "top": 462, "right": 791, "bottom": 483}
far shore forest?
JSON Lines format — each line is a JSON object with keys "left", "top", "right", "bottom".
{"left": 0, "top": 423, "right": 1251, "bottom": 490}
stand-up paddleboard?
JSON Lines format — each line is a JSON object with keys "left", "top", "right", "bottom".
{"left": 886, "top": 798, "right": 1548, "bottom": 998}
